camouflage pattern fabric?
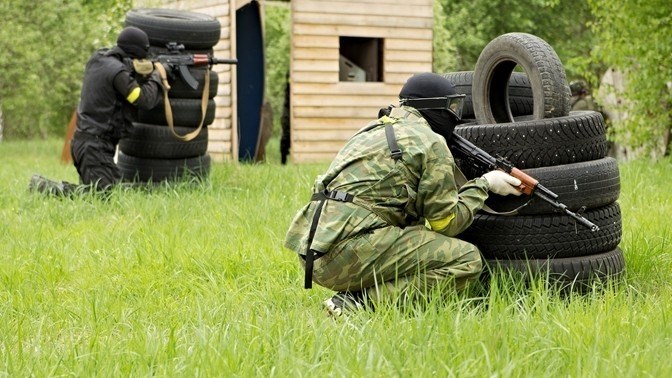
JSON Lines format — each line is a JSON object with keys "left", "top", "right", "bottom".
{"left": 308, "top": 224, "right": 483, "bottom": 302}
{"left": 284, "top": 107, "right": 490, "bottom": 300}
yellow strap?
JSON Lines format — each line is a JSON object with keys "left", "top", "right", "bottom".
{"left": 154, "top": 62, "right": 209, "bottom": 142}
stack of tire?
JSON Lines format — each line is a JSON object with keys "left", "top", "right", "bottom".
{"left": 117, "top": 8, "right": 222, "bottom": 184}
{"left": 443, "top": 33, "right": 624, "bottom": 291}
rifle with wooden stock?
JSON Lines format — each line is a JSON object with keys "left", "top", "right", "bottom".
{"left": 449, "top": 132, "right": 600, "bottom": 232}
{"left": 150, "top": 42, "right": 237, "bottom": 142}
{"left": 152, "top": 42, "right": 237, "bottom": 90}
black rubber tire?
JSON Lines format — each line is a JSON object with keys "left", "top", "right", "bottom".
{"left": 119, "top": 123, "right": 208, "bottom": 159}
{"left": 125, "top": 8, "right": 221, "bottom": 50}
{"left": 485, "top": 248, "right": 625, "bottom": 291}
{"left": 138, "top": 98, "right": 216, "bottom": 127}
{"left": 453, "top": 111, "right": 608, "bottom": 169}
{"left": 473, "top": 32, "right": 571, "bottom": 124}
{"left": 460, "top": 202, "right": 622, "bottom": 259}
{"left": 118, "top": 152, "right": 211, "bottom": 183}
{"left": 440, "top": 71, "right": 533, "bottom": 120}
{"left": 480, "top": 157, "right": 620, "bottom": 215}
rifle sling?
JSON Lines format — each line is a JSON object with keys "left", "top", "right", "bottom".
{"left": 154, "top": 62, "right": 209, "bottom": 142}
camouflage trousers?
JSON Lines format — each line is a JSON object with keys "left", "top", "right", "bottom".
{"left": 307, "top": 224, "right": 483, "bottom": 303}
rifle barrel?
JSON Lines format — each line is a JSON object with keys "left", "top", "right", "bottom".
{"left": 565, "top": 208, "right": 600, "bottom": 232}
{"left": 212, "top": 57, "right": 238, "bottom": 65}
{"left": 534, "top": 191, "right": 600, "bottom": 232}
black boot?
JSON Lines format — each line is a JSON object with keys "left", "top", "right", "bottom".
{"left": 29, "top": 174, "right": 66, "bottom": 196}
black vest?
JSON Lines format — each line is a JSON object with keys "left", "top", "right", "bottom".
{"left": 76, "top": 47, "right": 136, "bottom": 143}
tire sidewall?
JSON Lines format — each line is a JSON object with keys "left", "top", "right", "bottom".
{"left": 473, "top": 33, "right": 571, "bottom": 124}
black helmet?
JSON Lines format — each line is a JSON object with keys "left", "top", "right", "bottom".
{"left": 117, "top": 26, "right": 150, "bottom": 59}
{"left": 399, "top": 73, "right": 465, "bottom": 140}
{"left": 570, "top": 81, "right": 588, "bottom": 96}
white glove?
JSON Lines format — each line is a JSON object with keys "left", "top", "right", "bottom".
{"left": 482, "top": 170, "right": 523, "bottom": 196}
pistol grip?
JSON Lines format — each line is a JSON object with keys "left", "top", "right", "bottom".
{"left": 178, "top": 64, "right": 199, "bottom": 90}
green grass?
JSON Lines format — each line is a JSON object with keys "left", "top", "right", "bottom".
{"left": 1, "top": 138, "right": 671, "bottom": 376}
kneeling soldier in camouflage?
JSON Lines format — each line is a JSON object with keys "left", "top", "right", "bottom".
{"left": 284, "top": 73, "right": 522, "bottom": 317}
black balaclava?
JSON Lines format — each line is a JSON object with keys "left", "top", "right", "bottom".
{"left": 117, "top": 26, "right": 150, "bottom": 59}
{"left": 399, "top": 72, "right": 459, "bottom": 141}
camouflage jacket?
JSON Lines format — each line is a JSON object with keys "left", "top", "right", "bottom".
{"left": 284, "top": 107, "right": 490, "bottom": 255}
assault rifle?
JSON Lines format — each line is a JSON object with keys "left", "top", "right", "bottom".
{"left": 151, "top": 42, "right": 237, "bottom": 90}
{"left": 449, "top": 132, "right": 600, "bottom": 232}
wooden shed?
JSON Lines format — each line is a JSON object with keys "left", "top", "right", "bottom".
{"left": 289, "top": 0, "right": 434, "bottom": 162}
{"left": 139, "top": 0, "right": 434, "bottom": 163}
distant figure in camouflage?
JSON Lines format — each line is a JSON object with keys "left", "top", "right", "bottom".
{"left": 284, "top": 73, "right": 523, "bottom": 317}
{"left": 571, "top": 80, "right": 615, "bottom": 155}
{"left": 570, "top": 81, "right": 597, "bottom": 111}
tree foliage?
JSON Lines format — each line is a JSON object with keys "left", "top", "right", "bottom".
{"left": 0, "top": 0, "right": 132, "bottom": 139}
{"left": 434, "top": 0, "right": 594, "bottom": 79}
{"left": 263, "top": 1, "right": 291, "bottom": 136}
{"left": 585, "top": 0, "right": 672, "bottom": 157}
{"left": 2, "top": 0, "right": 670, "bottom": 158}
{"left": 435, "top": 0, "right": 670, "bottom": 157}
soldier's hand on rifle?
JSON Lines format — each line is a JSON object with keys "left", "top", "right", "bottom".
{"left": 482, "top": 170, "right": 523, "bottom": 196}
{"left": 132, "top": 59, "right": 154, "bottom": 77}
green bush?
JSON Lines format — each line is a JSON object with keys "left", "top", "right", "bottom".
{"left": 435, "top": 0, "right": 595, "bottom": 78}
{"left": 3, "top": 1, "right": 669, "bottom": 157}
{"left": 0, "top": 0, "right": 132, "bottom": 139}
{"left": 586, "top": 0, "right": 672, "bottom": 156}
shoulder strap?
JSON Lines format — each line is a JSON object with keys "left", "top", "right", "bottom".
{"left": 385, "top": 124, "right": 402, "bottom": 161}
{"left": 349, "top": 115, "right": 403, "bottom": 162}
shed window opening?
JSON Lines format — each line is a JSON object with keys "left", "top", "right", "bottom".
{"left": 339, "top": 36, "right": 384, "bottom": 82}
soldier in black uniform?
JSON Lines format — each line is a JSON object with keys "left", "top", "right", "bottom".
{"left": 30, "top": 26, "right": 163, "bottom": 195}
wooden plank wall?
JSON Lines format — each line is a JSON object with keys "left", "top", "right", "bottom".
{"left": 291, "top": 0, "right": 433, "bottom": 163}
{"left": 137, "top": 0, "right": 236, "bottom": 162}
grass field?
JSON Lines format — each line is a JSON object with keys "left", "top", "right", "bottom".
{"left": 1, "top": 138, "right": 671, "bottom": 376}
